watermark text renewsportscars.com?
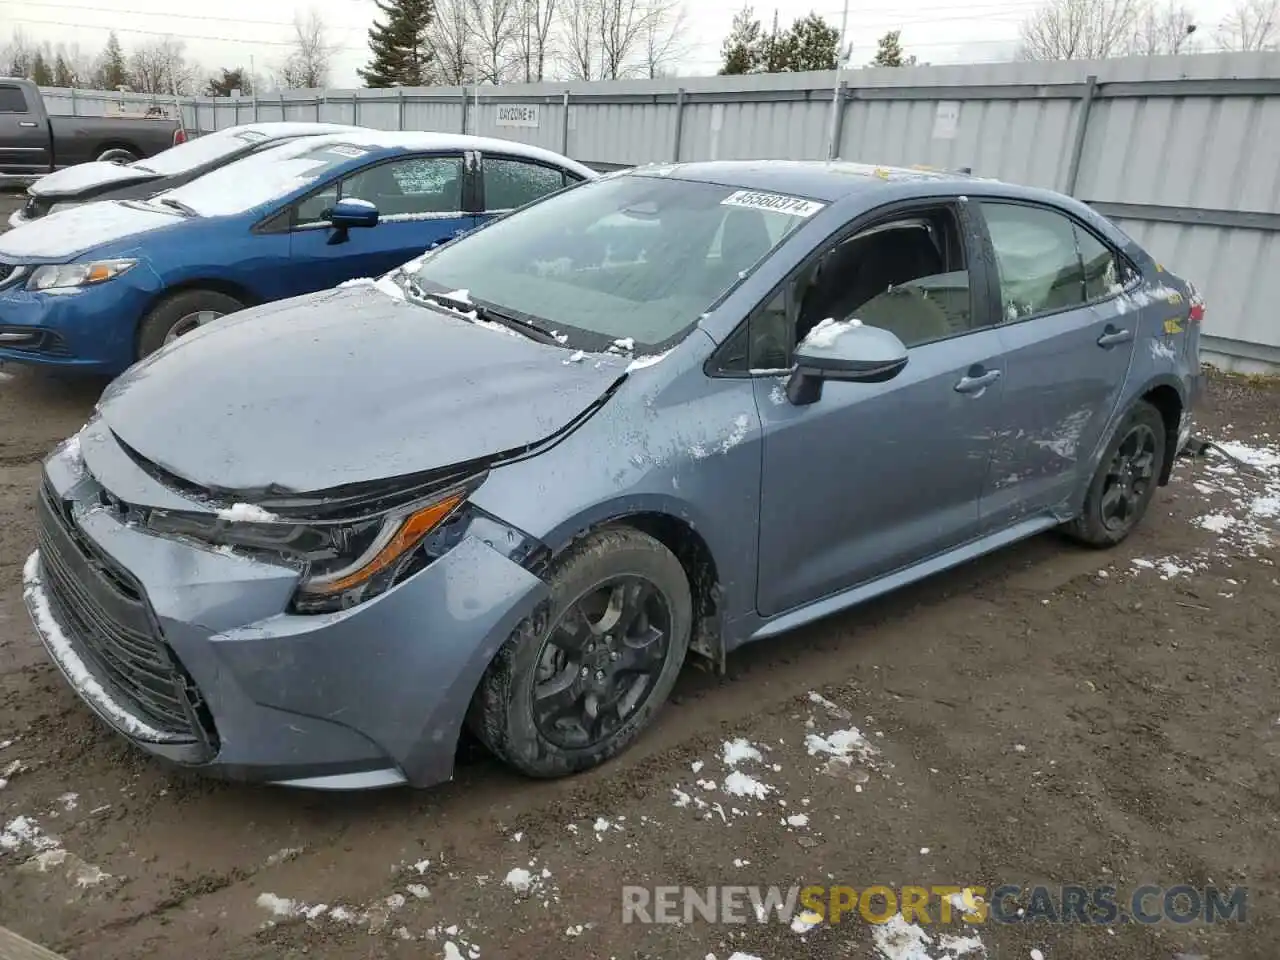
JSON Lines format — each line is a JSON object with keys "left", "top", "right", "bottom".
{"left": 621, "top": 884, "right": 1248, "bottom": 926}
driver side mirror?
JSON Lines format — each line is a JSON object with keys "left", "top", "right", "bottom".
{"left": 323, "top": 199, "right": 379, "bottom": 244}
{"left": 787, "top": 320, "right": 909, "bottom": 406}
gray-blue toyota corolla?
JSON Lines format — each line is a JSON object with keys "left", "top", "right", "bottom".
{"left": 23, "top": 160, "right": 1207, "bottom": 790}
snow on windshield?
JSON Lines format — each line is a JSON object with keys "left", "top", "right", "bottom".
{"left": 133, "top": 128, "right": 256, "bottom": 176}
{"left": 158, "top": 140, "right": 364, "bottom": 218}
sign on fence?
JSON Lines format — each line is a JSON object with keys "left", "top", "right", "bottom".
{"left": 931, "top": 101, "right": 959, "bottom": 140}
{"left": 495, "top": 104, "right": 539, "bottom": 128}
{"left": 106, "top": 101, "right": 178, "bottom": 120}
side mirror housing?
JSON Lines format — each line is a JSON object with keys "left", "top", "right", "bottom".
{"left": 323, "top": 199, "right": 379, "bottom": 244}
{"left": 787, "top": 320, "right": 909, "bottom": 405}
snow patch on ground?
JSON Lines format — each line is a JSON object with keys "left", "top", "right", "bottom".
{"left": 722, "top": 739, "right": 763, "bottom": 766}
{"left": 873, "top": 914, "right": 987, "bottom": 959}
{"left": 723, "top": 770, "right": 774, "bottom": 799}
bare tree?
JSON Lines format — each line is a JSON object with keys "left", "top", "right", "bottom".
{"left": 640, "top": 0, "right": 686, "bottom": 78}
{"left": 468, "top": 0, "right": 520, "bottom": 82}
{"left": 428, "top": 0, "right": 475, "bottom": 83}
{"left": 1128, "top": 1, "right": 1199, "bottom": 53}
{"left": 280, "top": 9, "right": 333, "bottom": 89}
{"left": 513, "top": 0, "right": 558, "bottom": 81}
{"left": 128, "top": 37, "right": 197, "bottom": 94}
{"left": 1018, "top": 0, "right": 1140, "bottom": 59}
{"left": 598, "top": 0, "right": 650, "bottom": 79}
{"left": 1216, "top": 0, "right": 1279, "bottom": 50}
{"left": 2, "top": 29, "right": 36, "bottom": 79}
{"left": 559, "top": 0, "right": 599, "bottom": 79}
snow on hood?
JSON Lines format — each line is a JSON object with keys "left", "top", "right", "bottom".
{"left": 97, "top": 285, "right": 626, "bottom": 493}
{"left": 0, "top": 200, "right": 180, "bottom": 261}
{"left": 28, "top": 161, "right": 157, "bottom": 198}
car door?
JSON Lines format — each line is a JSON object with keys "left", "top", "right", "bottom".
{"left": 975, "top": 200, "right": 1140, "bottom": 529}
{"left": 750, "top": 199, "right": 1006, "bottom": 618}
{"left": 0, "top": 83, "right": 51, "bottom": 175}
{"left": 476, "top": 153, "right": 583, "bottom": 228}
{"left": 286, "top": 152, "right": 477, "bottom": 293}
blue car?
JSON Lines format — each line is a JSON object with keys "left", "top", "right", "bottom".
{"left": 24, "top": 160, "right": 1206, "bottom": 791}
{"left": 0, "top": 131, "right": 595, "bottom": 374}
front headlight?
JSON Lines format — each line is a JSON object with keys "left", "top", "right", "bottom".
{"left": 27, "top": 259, "right": 137, "bottom": 292}
{"left": 147, "top": 482, "right": 473, "bottom": 614}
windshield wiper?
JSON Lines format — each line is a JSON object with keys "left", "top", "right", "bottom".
{"left": 158, "top": 197, "right": 198, "bottom": 217}
{"left": 408, "top": 285, "right": 563, "bottom": 347}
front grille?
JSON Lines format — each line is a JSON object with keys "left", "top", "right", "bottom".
{"left": 36, "top": 482, "right": 206, "bottom": 744}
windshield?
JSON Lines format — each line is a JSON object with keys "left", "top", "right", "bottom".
{"left": 409, "top": 174, "right": 819, "bottom": 350}
{"left": 156, "top": 140, "right": 366, "bottom": 218}
{"left": 132, "top": 128, "right": 268, "bottom": 176}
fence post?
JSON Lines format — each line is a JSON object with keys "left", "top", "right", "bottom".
{"left": 672, "top": 87, "right": 686, "bottom": 162}
{"left": 460, "top": 86, "right": 469, "bottom": 134}
{"left": 316, "top": 94, "right": 323, "bottom": 122}
{"left": 353, "top": 93, "right": 360, "bottom": 126}
{"left": 280, "top": 93, "right": 285, "bottom": 121}
{"left": 829, "top": 80, "right": 848, "bottom": 159}
{"left": 397, "top": 88, "right": 406, "bottom": 131}
{"left": 69, "top": 87, "right": 77, "bottom": 116}
{"left": 253, "top": 94, "right": 259, "bottom": 122}
{"left": 1064, "top": 74, "right": 1098, "bottom": 197}
{"left": 561, "top": 90, "right": 571, "bottom": 154}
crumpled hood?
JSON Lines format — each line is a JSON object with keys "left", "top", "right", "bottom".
{"left": 0, "top": 200, "right": 180, "bottom": 261}
{"left": 97, "top": 285, "right": 627, "bottom": 494}
{"left": 29, "top": 161, "right": 157, "bottom": 198}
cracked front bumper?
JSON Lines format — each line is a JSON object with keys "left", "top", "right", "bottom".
{"left": 24, "top": 436, "right": 549, "bottom": 790}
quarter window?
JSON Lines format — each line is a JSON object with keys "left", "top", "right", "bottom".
{"left": 483, "top": 157, "right": 567, "bottom": 211}
{"left": 1076, "top": 224, "right": 1124, "bottom": 301}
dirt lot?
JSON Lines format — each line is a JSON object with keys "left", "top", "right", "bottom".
{"left": 1, "top": 191, "right": 1278, "bottom": 958}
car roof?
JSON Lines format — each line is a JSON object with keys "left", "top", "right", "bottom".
{"left": 216, "top": 121, "right": 365, "bottom": 139}
{"left": 282, "top": 129, "right": 598, "bottom": 177}
{"left": 629, "top": 159, "right": 1007, "bottom": 203}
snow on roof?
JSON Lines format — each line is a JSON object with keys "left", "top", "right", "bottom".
{"left": 159, "top": 130, "right": 596, "bottom": 218}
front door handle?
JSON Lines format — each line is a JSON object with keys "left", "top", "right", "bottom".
{"left": 17, "top": 121, "right": 37, "bottom": 128}
{"left": 1097, "top": 326, "right": 1133, "bottom": 348}
{"left": 954, "top": 369, "right": 1001, "bottom": 394}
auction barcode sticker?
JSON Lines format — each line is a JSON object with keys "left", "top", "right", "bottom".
{"left": 720, "top": 190, "right": 825, "bottom": 218}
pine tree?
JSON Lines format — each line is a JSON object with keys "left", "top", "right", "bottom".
{"left": 872, "top": 30, "right": 907, "bottom": 67}
{"left": 719, "top": 5, "right": 762, "bottom": 74}
{"left": 30, "top": 51, "right": 52, "bottom": 86}
{"left": 756, "top": 9, "right": 794, "bottom": 72}
{"left": 53, "top": 54, "right": 75, "bottom": 87}
{"left": 95, "top": 32, "right": 129, "bottom": 90}
{"left": 786, "top": 12, "right": 841, "bottom": 72}
{"left": 359, "top": 0, "right": 435, "bottom": 88}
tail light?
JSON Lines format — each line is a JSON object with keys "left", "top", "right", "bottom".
{"left": 173, "top": 128, "right": 187, "bottom": 146}
{"left": 1188, "top": 302, "right": 1204, "bottom": 323}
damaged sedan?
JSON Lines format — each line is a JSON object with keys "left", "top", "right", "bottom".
{"left": 23, "top": 161, "right": 1206, "bottom": 790}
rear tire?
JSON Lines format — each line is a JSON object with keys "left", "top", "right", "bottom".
{"left": 1065, "top": 400, "right": 1167, "bottom": 547}
{"left": 137, "top": 289, "right": 245, "bottom": 360}
{"left": 468, "top": 526, "right": 692, "bottom": 779}
{"left": 97, "top": 147, "right": 139, "bottom": 164}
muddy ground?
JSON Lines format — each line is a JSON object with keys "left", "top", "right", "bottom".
{"left": 1, "top": 192, "right": 1277, "bottom": 959}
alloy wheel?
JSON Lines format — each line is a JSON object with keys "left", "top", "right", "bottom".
{"left": 1099, "top": 422, "right": 1158, "bottom": 532}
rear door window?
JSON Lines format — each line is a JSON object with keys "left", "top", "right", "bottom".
{"left": 482, "top": 157, "right": 568, "bottom": 212}
{"left": 0, "top": 86, "right": 30, "bottom": 113}
{"left": 979, "top": 201, "right": 1087, "bottom": 320}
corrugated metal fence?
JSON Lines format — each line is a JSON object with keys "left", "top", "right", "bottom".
{"left": 39, "top": 52, "right": 1280, "bottom": 372}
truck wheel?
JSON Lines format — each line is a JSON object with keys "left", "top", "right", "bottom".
{"left": 137, "top": 290, "right": 244, "bottom": 360}
{"left": 97, "top": 147, "right": 139, "bottom": 164}
{"left": 1065, "top": 400, "right": 1167, "bottom": 547}
{"left": 469, "top": 526, "right": 692, "bottom": 779}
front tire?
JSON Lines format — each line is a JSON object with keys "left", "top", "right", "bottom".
{"left": 1066, "top": 400, "right": 1167, "bottom": 547}
{"left": 469, "top": 526, "right": 692, "bottom": 779}
{"left": 137, "top": 289, "right": 245, "bottom": 360}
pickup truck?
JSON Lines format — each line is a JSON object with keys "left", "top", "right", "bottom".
{"left": 0, "top": 78, "right": 184, "bottom": 182}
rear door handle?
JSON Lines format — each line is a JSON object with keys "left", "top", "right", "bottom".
{"left": 17, "top": 121, "right": 37, "bottom": 128}
{"left": 1097, "top": 326, "right": 1133, "bottom": 348}
{"left": 954, "top": 369, "right": 1001, "bottom": 394}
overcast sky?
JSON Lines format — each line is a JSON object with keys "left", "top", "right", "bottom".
{"left": 2, "top": 0, "right": 1246, "bottom": 89}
